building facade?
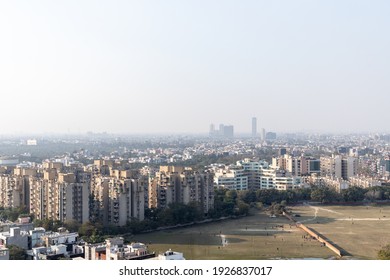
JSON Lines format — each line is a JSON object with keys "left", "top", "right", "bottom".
{"left": 149, "top": 166, "right": 214, "bottom": 214}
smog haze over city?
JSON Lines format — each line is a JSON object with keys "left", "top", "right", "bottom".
{"left": 3, "top": 0, "right": 390, "bottom": 267}
{"left": 1, "top": 0, "right": 389, "bottom": 135}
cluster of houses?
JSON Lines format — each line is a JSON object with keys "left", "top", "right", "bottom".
{"left": 0, "top": 217, "right": 184, "bottom": 261}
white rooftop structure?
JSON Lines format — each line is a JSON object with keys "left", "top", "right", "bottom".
{"left": 157, "top": 249, "right": 185, "bottom": 260}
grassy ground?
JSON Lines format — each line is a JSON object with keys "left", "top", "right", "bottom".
{"left": 131, "top": 209, "right": 332, "bottom": 260}
{"left": 131, "top": 204, "right": 390, "bottom": 260}
{"left": 291, "top": 204, "right": 390, "bottom": 259}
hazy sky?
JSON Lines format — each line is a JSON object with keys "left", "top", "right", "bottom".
{"left": 0, "top": 0, "right": 389, "bottom": 134}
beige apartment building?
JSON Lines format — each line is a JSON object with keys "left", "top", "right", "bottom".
{"left": 320, "top": 156, "right": 357, "bottom": 180}
{"left": 272, "top": 155, "right": 320, "bottom": 177}
{"left": 90, "top": 167, "right": 145, "bottom": 226}
{"left": 29, "top": 171, "right": 90, "bottom": 224}
{"left": 0, "top": 175, "right": 26, "bottom": 209}
{"left": 149, "top": 166, "right": 214, "bottom": 214}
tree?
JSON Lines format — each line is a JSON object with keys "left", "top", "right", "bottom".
{"left": 33, "top": 218, "right": 64, "bottom": 231}
{"left": 0, "top": 207, "right": 29, "bottom": 222}
{"left": 8, "top": 245, "right": 26, "bottom": 260}
{"left": 224, "top": 190, "right": 238, "bottom": 204}
{"left": 311, "top": 187, "right": 340, "bottom": 203}
{"left": 79, "top": 221, "right": 103, "bottom": 239}
{"left": 269, "top": 202, "right": 286, "bottom": 215}
{"left": 236, "top": 200, "right": 250, "bottom": 216}
{"left": 256, "top": 189, "right": 281, "bottom": 205}
{"left": 378, "top": 245, "right": 390, "bottom": 260}
{"left": 341, "top": 186, "right": 366, "bottom": 202}
{"left": 295, "top": 188, "right": 312, "bottom": 201}
{"left": 64, "top": 219, "right": 81, "bottom": 232}
{"left": 254, "top": 202, "right": 263, "bottom": 210}
{"left": 238, "top": 190, "right": 257, "bottom": 204}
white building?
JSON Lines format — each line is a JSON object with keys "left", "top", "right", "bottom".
{"left": 30, "top": 243, "right": 83, "bottom": 260}
{"left": 156, "top": 249, "right": 185, "bottom": 260}
{"left": 213, "top": 159, "right": 303, "bottom": 191}
{"left": 308, "top": 176, "right": 349, "bottom": 193}
{"left": 349, "top": 176, "right": 382, "bottom": 188}
{"left": 29, "top": 227, "right": 46, "bottom": 248}
{"left": 40, "top": 229, "right": 78, "bottom": 247}
{"left": 259, "top": 168, "right": 302, "bottom": 190}
{"left": 236, "top": 158, "right": 268, "bottom": 189}
{"left": 85, "top": 238, "right": 154, "bottom": 260}
{"left": 214, "top": 166, "right": 248, "bottom": 190}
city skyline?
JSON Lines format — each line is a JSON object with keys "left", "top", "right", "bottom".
{"left": 1, "top": 1, "right": 389, "bottom": 135}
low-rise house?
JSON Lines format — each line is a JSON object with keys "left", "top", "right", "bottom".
{"left": 155, "top": 249, "right": 185, "bottom": 260}
{"left": 84, "top": 237, "right": 155, "bottom": 260}
{"left": 0, "top": 227, "right": 29, "bottom": 250}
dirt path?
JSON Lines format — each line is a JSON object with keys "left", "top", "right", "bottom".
{"left": 300, "top": 205, "right": 319, "bottom": 223}
{"left": 300, "top": 203, "right": 344, "bottom": 223}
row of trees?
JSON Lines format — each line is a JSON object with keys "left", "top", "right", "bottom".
{"left": 234, "top": 185, "right": 390, "bottom": 206}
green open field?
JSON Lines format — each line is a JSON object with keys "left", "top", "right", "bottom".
{"left": 130, "top": 204, "right": 390, "bottom": 260}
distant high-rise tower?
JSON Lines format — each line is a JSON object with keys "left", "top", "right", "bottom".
{"left": 261, "top": 128, "right": 266, "bottom": 141}
{"left": 252, "top": 117, "right": 257, "bottom": 137}
{"left": 209, "top": 124, "right": 215, "bottom": 137}
{"left": 223, "top": 125, "right": 234, "bottom": 138}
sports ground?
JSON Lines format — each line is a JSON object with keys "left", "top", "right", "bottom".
{"left": 132, "top": 204, "right": 390, "bottom": 260}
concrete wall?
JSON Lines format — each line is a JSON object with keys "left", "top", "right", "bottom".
{"left": 297, "top": 224, "right": 342, "bottom": 257}
{"left": 283, "top": 211, "right": 342, "bottom": 257}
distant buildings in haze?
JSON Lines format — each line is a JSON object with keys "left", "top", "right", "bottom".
{"left": 209, "top": 124, "right": 234, "bottom": 138}
{"left": 209, "top": 118, "right": 275, "bottom": 140}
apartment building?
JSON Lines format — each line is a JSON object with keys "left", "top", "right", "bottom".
{"left": 259, "top": 168, "right": 302, "bottom": 190}
{"left": 0, "top": 175, "right": 26, "bottom": 209}
{"left": 214, "top": 166, "right": 248, "bottom": 191}
{"left": 349, "top": 176, "right": 382, "bottom": 188}
{"left": 236, "top": 158, "right": 267, "bottom": 189}
{"left": 29, "top": 228, "right": 83, "bottom": 260}
{"left": 321, "top": 156, "right": 357, "bottom": 180}
{"left": 29, "top": 171, "right": 90, "bottom": 224}
{"left": 90, "top": 166, "right": 145, "bottom": 226}
{"left": 213, "top": 158, "right": 303, "bottom": 191}
{"left": 149, "top": 166, "right": 214, "bottom": 213}
{"left": 272, "top": 155, "right": 320, "bottom": 177}
{"left": 107, "top": 178, "right": 145, "bottom": 226}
